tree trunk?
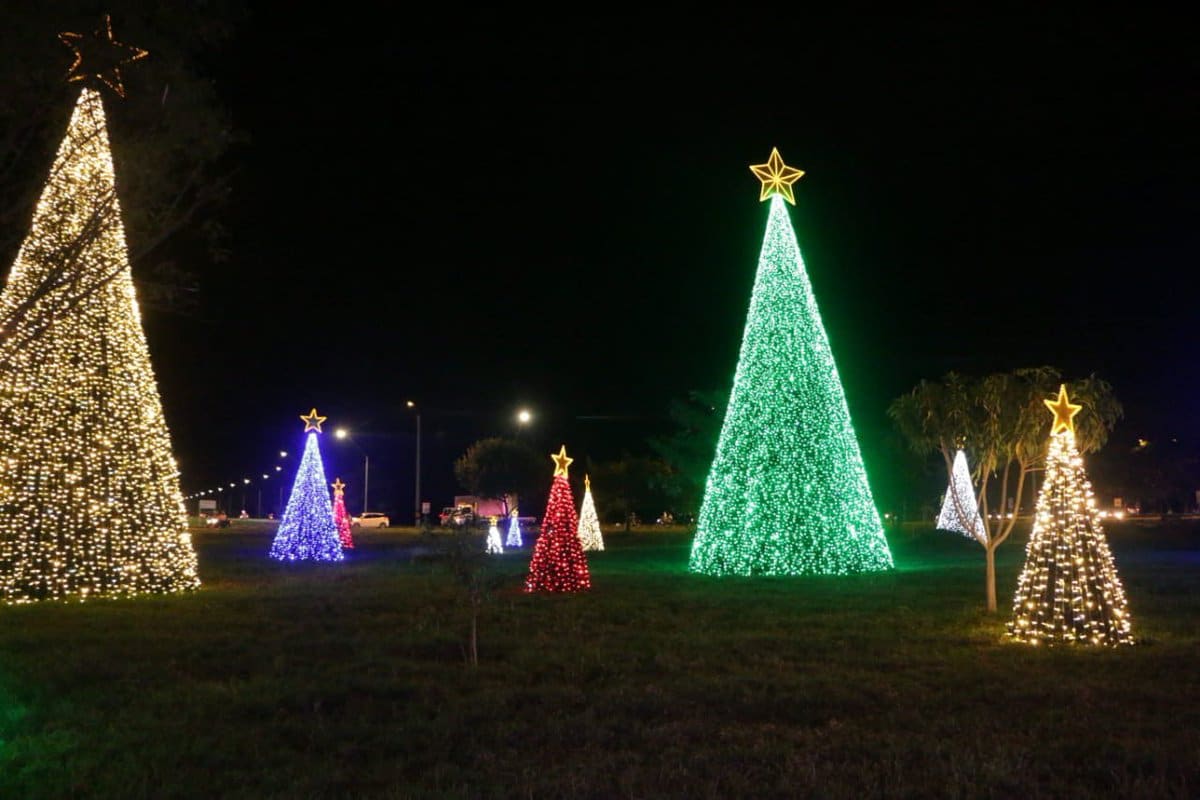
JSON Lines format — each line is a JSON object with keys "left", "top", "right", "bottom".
{"left": 985, "top": 543, "right": 997, "bottom": 613}
{"left": 469, "top": 609, "right": 478, "bottom": 667}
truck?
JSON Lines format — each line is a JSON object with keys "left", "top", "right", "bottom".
{"left": 440, "top": 495, "right": 536, "bottom": 527}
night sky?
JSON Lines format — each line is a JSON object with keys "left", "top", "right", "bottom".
{"left": 133, "top": 10, "right": 1197, "bottom": 517}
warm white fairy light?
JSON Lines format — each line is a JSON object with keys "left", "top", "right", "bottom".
{"left": 1007, "top": 386, "right": 1133, "bottom": 646}
{"left": 0, "top": 89, "right": 200, "bottom": 602}
{"left": 936, "top": 449, "right": 987, "bottom": 545}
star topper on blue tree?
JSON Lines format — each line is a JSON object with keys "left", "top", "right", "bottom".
{"left": 269, "top": 409, "right": 345, "bottom": 562}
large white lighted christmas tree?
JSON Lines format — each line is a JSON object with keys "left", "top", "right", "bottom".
{"left": 936, "top": 449, "right": 986, "bottom": 545}
{"left": 688, "top": 149, "right": 893, "bottom": 576}
{"left": 0, "top": 21, "right": 200, "bottom": 602}
{"left": 1007, "top": 385, "right": 1133, "bottom": 646}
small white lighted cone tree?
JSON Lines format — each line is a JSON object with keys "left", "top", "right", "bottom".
{"left": 1007, "top": 385, "right": 1133, "bottom": 646}
{"left": 485, "top": 516, "right": 504, "bottom": 554}
{"left": 577, "top": 474, "right": 605, "bottom": 552}
{"left": 505, "top": 509, "right": 523, "bottom": 547}
{"left": 936, "top": 449, "right": 987, "bottom": 545}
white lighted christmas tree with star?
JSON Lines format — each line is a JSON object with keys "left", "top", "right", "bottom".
{"left": 505, "top": 509, "right": 523, "bottom": 547}
{"left": 688, "top": 149, "right": 893, "bottom": 577}
{"left": 577, "top": 474, "right": 604, "bottom": 552}
{"left": 0, "top": 22, "right": 198, "bottom": 602}
{"left": 485, "top": 516, "right": 504, "bottom": 554}
{"left": 1007, "top": 385, "right": 1133, "bottom": 646}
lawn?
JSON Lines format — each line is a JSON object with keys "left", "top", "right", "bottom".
{"left": 1, "top": 519, "right": 1197, "bottom": 798}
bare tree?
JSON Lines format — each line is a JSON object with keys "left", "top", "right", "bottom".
{"left": 0, "top": 4, "right": 244, "bottom": 352}
{"left": 889, "top": 368, "right": 1122, "bottom": 612}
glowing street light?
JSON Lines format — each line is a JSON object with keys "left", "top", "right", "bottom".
{"left": 517, "top": 408, "right": 532, "bottom": 424}
{"left": 333, "top": 429, "right": 368, "bottom": 512}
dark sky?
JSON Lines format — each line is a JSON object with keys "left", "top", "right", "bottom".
{"left": 141, "top": 10, "right": 1198, "bottom": 516}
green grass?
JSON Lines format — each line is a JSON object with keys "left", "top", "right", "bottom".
{"left": 1, "top": 520, "right": 1198, "bottom": 798}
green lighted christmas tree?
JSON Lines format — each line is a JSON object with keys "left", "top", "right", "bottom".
{"left": 689, "top": 149, "right": 893, "bottom": 576}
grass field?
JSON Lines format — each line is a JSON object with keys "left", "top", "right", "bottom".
{"left": 1, "top": 519, "right": 1198, "bottom": 798}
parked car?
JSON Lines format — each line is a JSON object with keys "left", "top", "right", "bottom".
{"left": 438, "top": 505, "right": 475, "bottom": 526}
{"left": 352, "top": 512, "right": 390, "bottom": 528}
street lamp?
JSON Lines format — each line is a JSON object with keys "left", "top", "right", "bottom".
{"left": 406, "top": 401, "right": 421, "bottom": 526}
{"left": 335, "top": 428, "right": 369, "bottom": 514}
{"left": 514, "top": 407, "right": 534, "bottom": 443}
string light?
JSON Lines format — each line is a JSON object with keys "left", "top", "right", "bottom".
{"left": 486, "top": 516, "right": 504, "bottom": 555}
{"left": 577, "top": 474, "right": 604, "bottom": 551}
{"left": 689, "top": 154, "right": 894, "bottom": 577}
{"left": 1007, "top": 386, "right": 1133, "bottom": 646}
{"left": 0, "top": 88, "right": 199, "bottom": 602}
{"left": 936, "top": 449, "right": 987, "bottom": 545}
{"left": 505, "top": 509, "right": 523, "bottom": 548}
{"left": 525, "top": 446, "right": 591, "bottom": 593}
{"left": 331, "top": 477, "right": 354, "bottom": 549}
{"left": 268, "top": 413, "right": 344, "bottom": 562}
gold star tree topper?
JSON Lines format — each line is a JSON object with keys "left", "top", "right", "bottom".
{"left": 59, "top": 14, "right": 149, "bottom": 98}
{"left": 1044, "top": 384, "right": 1083, "bottom": 435}
{"left": 300, "top": 408, "right": 327, "bottom": 433}
{"left": 550, "top": 445, "right": 574, "bottom": 478}
{"left": 750, "top": 147, "right": 805, "bottom": 205}
{"left": 584, "top": 474, "right": 591, "bottom": 491}
{"left": 331, "top": 478, "right": 345, "bottom": 495}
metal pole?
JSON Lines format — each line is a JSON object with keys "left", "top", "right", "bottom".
{"left": 414, "top": 413, "right": 422, "bottom": 525}
{"left": 257, "top": 488, "right": 261, "bottom": 518}
{"left": 364, "top": 454, "right": 370, "bottom": 513}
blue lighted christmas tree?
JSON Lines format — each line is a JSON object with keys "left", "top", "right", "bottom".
{"left": 269, "top": 409, "right": 345, "bottom": 562}
{"left": 689, "top": 149, "right": 894, "bottom": 576}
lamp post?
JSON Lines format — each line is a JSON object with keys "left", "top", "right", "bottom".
{"left": 335, "top": 428, "right": 369, "bottom": 513}
{"left": 407, "top": 401, "right": 421, "bottom": 526}
{"left": 275, "top": 455, "right": 285, "bottom": 515}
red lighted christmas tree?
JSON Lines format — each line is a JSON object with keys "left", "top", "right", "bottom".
{"left": 331, "top": 478, "right": 354, "bottom": 549}
{"left": 525, "top": 446, "right": 591, "bottom": 593}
